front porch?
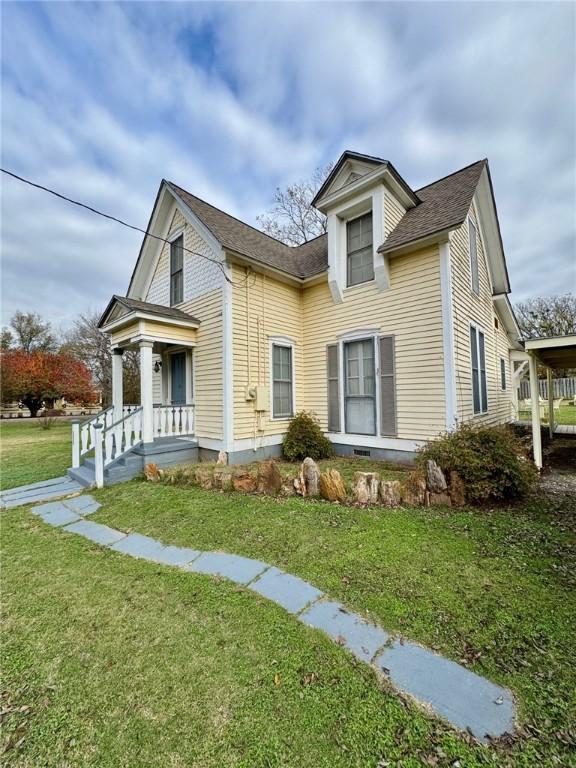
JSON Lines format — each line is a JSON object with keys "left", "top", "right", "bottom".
{"left": 68, "top": 297, "right": 201, "bottom": 488}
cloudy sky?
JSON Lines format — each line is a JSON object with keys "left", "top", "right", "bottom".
{"left": 1, "top": 1, "right": 574, "bottom": 332}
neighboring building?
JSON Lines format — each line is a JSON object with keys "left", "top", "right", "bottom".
{"left": 69, "top": 151, "right": 522, "bottom": 487}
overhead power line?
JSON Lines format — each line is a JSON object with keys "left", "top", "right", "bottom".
{"left": 1, "top": 167, "right": 253, "bottom": 287}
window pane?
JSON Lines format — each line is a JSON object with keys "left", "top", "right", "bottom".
{"left": 346, "top": 398, "right": 375, "bottom": 435}
{"left": 479, "top": 331, "right": 487, "bottom": 411}
{"left": 171, "top": 271, "right": 183, "bottom": 305}
{"left": 272, "top": 345, "right": 293, "bottom": 417}
{"left": 347, "top": 213, "right": 374, "bottom": 287}
{"left": 171, "top": 236, "right": 184, "bottom": 273}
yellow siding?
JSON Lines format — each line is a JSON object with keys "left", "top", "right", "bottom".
{"left": 110, "top": 321, "right": 139, "bottom": 348}
{"left": 178, "top": 289, "right": 223, "bottom": 440}
{"left": 451, "top": 203, "right": 513, "bottom": 425}
{"left": 302, "top": 245, "right": 446, "bottom": 440}
{"left": 231, "top": 265, "right": 304, "bottom": 440}
{"left": 147, "top": 207, "right": 224, "bottom": 441}
{"left": 140, "top": 320, "right": 197, "bottom": 344}
{"left": 384, "top": 191, "right": 406, "bottom": 236}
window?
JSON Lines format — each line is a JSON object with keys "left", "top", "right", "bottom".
{"left": 344, "top": 338, "right": 376, "bottom": 434}
{"left": 347, "top": 212, "right": 374, "bottom": 287}
{"left": 272, "top": 344, "right": 293, "bottom": 418}
{"left": 468, "top": 218, "right": 479, "bottom": 294}
{"left": 170, "top": 235, "right": 184, "bottom": 306}
{"left": 470, "top": 325, "right": 487, "bottom": 414}
{"left": 500, "top": 357, "right": 507, "bottom": 390}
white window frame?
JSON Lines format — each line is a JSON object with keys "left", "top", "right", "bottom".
{"left": 269, "top": 337, "right": 295, "bottom": 420}
{"left": 346, "top": 211, "right": 374, "bottom": 288}
{"left": 500, "top": 356, "right": 507, "bottom": 391}
{"left": 468, "top": 216, "right": 480, "bottom": 295}
{"left": 470, "top": 322, "right": 488, "bottom": 414}
{"left": 336, "top": 329, "right": 381, "bottom": 437}
{"left": 169, "top": 230, "right": 185, "bottom": 307}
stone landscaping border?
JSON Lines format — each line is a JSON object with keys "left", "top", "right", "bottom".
{"left": 145, "top": 456, "right": 465, "bottom": 509}
{"left": 24, "top": 492, "right": 516, "bottom": 743}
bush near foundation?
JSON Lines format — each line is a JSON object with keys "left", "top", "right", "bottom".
{"left": 417, "top": 423, "right": 538, "bottom": 504}
{"left": 282, "top": 411, "right": 334, "bottom": 462}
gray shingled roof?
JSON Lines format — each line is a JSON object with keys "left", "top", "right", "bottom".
{"left": 167, "top": 159, "right": 487, "bottom": 280}
{"left": 99, "top": 295, "right": 200, "bottom": 328}
{"left": 379, "top": 160, "right": 486, "bottom": 254}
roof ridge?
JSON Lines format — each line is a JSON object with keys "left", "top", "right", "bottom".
{"left": 167, "top": 180, "right": 295, "bottom": 252}
{"left": 416, "top": 159, "right": 486, "bottom": 193}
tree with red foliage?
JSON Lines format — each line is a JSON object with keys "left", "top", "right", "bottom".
{"left": 1, "top": 350, "right": 96, "bottom": 417}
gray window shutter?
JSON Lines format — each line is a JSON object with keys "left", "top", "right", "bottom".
{"left": 379, "top": 336, "right": 396, "bottom": 436}
{"left": 327, "top": 344, "right": 340, "bottom": 432}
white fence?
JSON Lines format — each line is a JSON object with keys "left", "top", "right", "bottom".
{"left": 519, "top": 377, "right": 576, "bottom": 400}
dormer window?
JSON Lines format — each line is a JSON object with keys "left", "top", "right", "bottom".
{"left": 170, "top": 235, "right": 184, "bottom": 306}
{"left": 347, "top": 211, "right": 374, "bottom": 287}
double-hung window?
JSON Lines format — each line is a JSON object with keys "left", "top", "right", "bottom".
{"left": 344, "top": 338, "right": 376, "bottom": 435}
{"left": 500, "top": 357, "right": 507, "bottom": 390}
{"left": 347, "top": 212, "right": 374, "bottom": 287}
{"left": 170, "top": 235, "right": 184, "bottom": 306}
{"left": 470, "top": 325, "right": 487, "bottom": 414}
{"left": 272, "top": 344, "right": 293, "bottom": 418}
{"left": 468, "top": 218, "right": 479, "bottom": 294}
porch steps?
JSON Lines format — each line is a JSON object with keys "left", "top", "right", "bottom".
{"left": 0, "top": 476, "right": 83, "bottom": 509}
{"left": 67, "top": 437, "right": 199, "bottom": 488}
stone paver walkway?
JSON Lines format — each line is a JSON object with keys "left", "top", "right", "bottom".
{"left": 0, "top": 476, "right": 82, "bottom": 509}
{"left": 27, "top": 494, "right": 516, "bottom": 743}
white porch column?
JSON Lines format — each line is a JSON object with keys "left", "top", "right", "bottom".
{"left": 528, "top": 353, "right": 542, "bottom": 469}
{"left": 140, "top": 341, "right": 154, "bottom": 444}
{"left": 112, "top": 348, "right": 124, "bottom": 423}
{"left": 547, "top": 367, "right": 554, "bottom": 441}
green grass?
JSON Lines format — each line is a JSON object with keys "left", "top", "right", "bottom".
{"left": 0, "top": 420, "right": 72, "bottom": 490}
{"left": 3, "top": 478, "right": 575, "bottom": 767}
{"left": 555, "top": 404, "right": 576, "bottom": 425}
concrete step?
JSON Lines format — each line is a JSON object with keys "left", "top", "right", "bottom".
{"left": 67, "top": 465, "right": 96, "bottom": 489}
{"left": 1, "top": 476, "right": 83, "bottom": 508}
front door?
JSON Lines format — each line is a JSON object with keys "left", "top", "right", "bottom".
{"left": 170, "top": 352, "right": 186, "bottom": 405}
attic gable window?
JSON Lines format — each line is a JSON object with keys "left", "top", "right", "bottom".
{"left": 170, "top": 235, "right": 184, "bottom": 306}
{"left": 468, "top": 218, "right": 479, "bottom": 295}
{"left": 347, "top": 212, "right": 374, "bottom": 287}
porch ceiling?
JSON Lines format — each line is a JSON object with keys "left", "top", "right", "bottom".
{"left": 524, "top": 335, "right": 576, "bottom": 371}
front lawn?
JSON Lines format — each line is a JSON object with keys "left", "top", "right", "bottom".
{"left": 3, "top": 476, "right": 574, "bottom": 767}
{"left": 0, "top": 420, "right": 72, "bottom": 490}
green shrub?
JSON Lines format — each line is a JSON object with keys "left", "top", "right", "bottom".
{"left": 282, "top": 411, "right": 334, "bottom": 462}
{"left": 417, "top": 422, "right": 538, "bottom": 504}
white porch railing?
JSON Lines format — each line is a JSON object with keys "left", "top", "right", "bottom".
{"left": 153, "top": 404, "right": 195, "bottom": 438}
{"left": 94, "top": 406, "right": 144, "bottom": 488}
{"left": 72, "top": 405, "right": 139, "bottom": 467}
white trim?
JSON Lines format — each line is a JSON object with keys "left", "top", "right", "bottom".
{"left": 230, "top": 432, "right": 422, "bottom": 454}
{"left": 471, "top": 198, "right": 494, "bottom": 295}
{"left": 269, "top": 338, "right": 296, "bottom": 420}
{"left": 326, "top": 433, "right": 424, "bottom": 453}
{"left": 525, "top": 334, "right": 576, "bottom": 351}
{"left": 469, "top": 321, "right": 488, "bottom": 414}
{"left": 222, "top": 259, "right": 234, "bottom": 453}
{"left": 439, "top": 242, "right": 457, "bottom": 430}
{"left": 118, "top": 334, "right": 196, "bottom": 349}
{"left": 167, "top": 225, "right": 185, "bottom": 244}
{"left": 468, "top": 215, "right": 480, "bottom": 295}
{"left": 339, "top": 334, "right": 379, "bottom": 437}
{"left": 315, "top": 165, "right": 417, "bottom": 213}
{"left": 102, "top": 311, "right": 199, "bottom": 334}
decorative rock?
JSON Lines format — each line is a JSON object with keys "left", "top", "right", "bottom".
{"left": 319, "top": 469, "right": 346, "bottom": 502}
{"left": 216, "top": 450, "right": 228, "bottom": 465}
{"left": 429, "top": 492, "right": 452, "bottom": 507}
{"left": 426, "top": 459, "right": 447, "bottom": 493}
{"left": 300, "top": 457, "right": 320, "bottom": 497}
{"left": 144, "top": 462, "right": 161, "bottom": 482}
{"left": 232, "top": 471, "right": 257, "bottom": 493}
{"left": 256, "top": 459, "right": 283, "bottom": 495}
{"left": 353, "top": 472, "right": 379, "bottom": 504}
{"left": 449, "top": 471, "right": 466, "bottom": 507}
{"left": 400, "top": 472, "right": 427, "bottom": 507}
{"left": 293, "top": 477, "right": 304, "bottom": 495}
{"left": 195, "top": 466, "right": 214, "bottom": 490}
{"left": 379, "top": 480, "right": 402, "bottom": 507}
{"left": 213, "top": 468, "right": 233, "bottom": 491}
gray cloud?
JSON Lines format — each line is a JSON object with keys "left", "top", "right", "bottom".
{"left": 1, "top": 1, "right": 574, "bottom": 333}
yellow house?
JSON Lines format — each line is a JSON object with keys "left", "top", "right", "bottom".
{"left": 69, "top": 151, "right": 523, "bottom": 487}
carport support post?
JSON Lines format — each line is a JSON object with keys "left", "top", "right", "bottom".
{"left": 528, "top": 353, "right": 542, "bottom": 469}
{"left": 140, "top": 341, "right": 154, "bottom": 444}
{"left": 547, "top": 368, "right": 554, "bottom": 441}
{"left": 112, "top": 348, "right": 124, "bottom": 424}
